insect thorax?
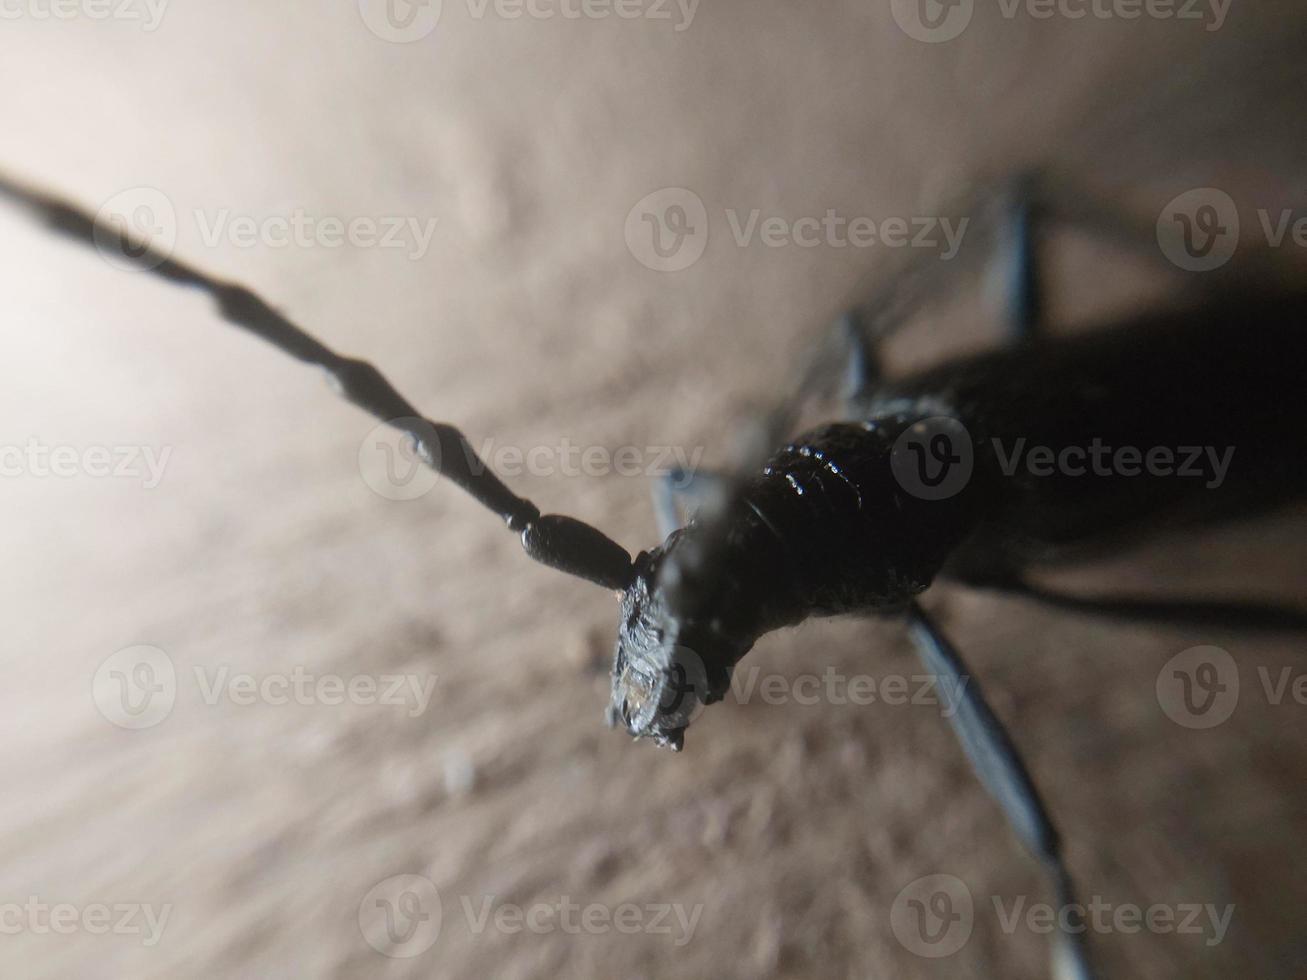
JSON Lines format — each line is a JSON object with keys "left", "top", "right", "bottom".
{"left": 609, "top": 417, "right": 981, "bottom": 750}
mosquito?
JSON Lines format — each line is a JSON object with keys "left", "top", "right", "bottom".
{"left": 3, "top": 170, "right": 1304, "bottom": 980}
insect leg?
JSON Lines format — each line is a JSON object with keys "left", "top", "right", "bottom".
{"left": 652, "top": 467, "right": 729, "bottom": 540}
{"left": 654, "top": 302, "right": 886, "bottom": 615}
{"left": 905, "top": 601, "right": 1095, "bottom": 980}
{"left": 847, "top": 167, "right": 1260, "bottom": 361}
{"left": 979, "top": 577, "right": 1307, "bottom": 633}
{"left": 835, "top": 308, "right": 882, "bottom": 411}
{"left": 657, "top": 174, "right": 1078, "bottom": 613}
{"left": 0, "top": 173, "right": 635, "bottom": 591}
{"left": 1003, "top": 172, "right": 1044, "bottom": 343}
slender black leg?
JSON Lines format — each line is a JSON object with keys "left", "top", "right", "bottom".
{"left": 905, "top": 601, "right": 1096, "bottom": 980}
{"left": 843, "top": 174, "right": 1052, "bottom": 353}
{"left": 835, "top": 308, "right": 882, "bottom": 413}
{"left": 845, "top": 167, "right": 1244, "bottom": 360}
{"left": 655, "top": 306, "right": 888, "bottom": 615}
{"left": 652, "top": 467, "right": 730, "bottom": 540}
{"left": 657, "top": 166, "right": 1231, "bottom": 617}
{"left": 968, "top": 576, "right": 1307, "bottom": 633}
{"left": 1003, "top": 173, "right": 1044, "bottom": 343}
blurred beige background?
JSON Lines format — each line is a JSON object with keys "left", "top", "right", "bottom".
{"left": 0, "top": 1, "right": 1304, "bottom": 977}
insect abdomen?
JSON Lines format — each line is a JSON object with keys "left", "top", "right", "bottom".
{"left": 872, "top": 288, "right": 1307, "bottom": 571}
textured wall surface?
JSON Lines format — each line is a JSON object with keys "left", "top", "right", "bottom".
{"left": 0, "top": 3, "right": 1304, "bottom": 977}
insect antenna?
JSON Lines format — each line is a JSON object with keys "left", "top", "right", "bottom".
{"left": 0, "top": 173, "right": 634, "bottom": 592}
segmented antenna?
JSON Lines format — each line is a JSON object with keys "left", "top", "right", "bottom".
{"left": 0, "top": 174, "right": 634, "bottom": 592}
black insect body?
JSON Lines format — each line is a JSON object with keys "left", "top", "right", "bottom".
{"left": 613, "top": 291, "right": 1307, "bottom": 752}
{"left": 879, "top": 296, "right": 1307, "bottom": 572}
{"left": 5, "top": 171, "right": 1304, "bottom": 980}
{"left": 610, "top": 417, "right": 973, "bottom": 747}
